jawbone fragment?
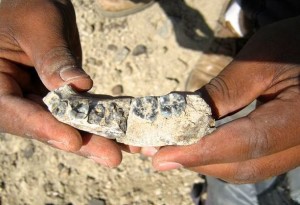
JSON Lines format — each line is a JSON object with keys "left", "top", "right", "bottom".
{"left": 43, "top": 85, "right": 215, "bottom": 146}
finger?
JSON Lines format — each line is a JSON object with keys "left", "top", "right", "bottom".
{"left": 0, "top": 71, "right": 82, "bottom": 152}
{"left": 77, "top": 133, "right": 122, "bottom": 168}
{"left": 0, "top": 59, "right": 31, "bottom": 91}
{"left": 0, "top": 96, "right": 83, "bottom": 152}
{"left": 202, "top": 25, "right": 300, "bottom": 118}
{"left": 119, "top": 146, "right": 159, "bottom": 156}
{"left": 118, "top": 144, "right": 142, "bottom": 154}
{"left": 26, "top": 29, "right": 92, "bottom": 91}
{"left": 141, "top": 147, "right": 159, "bottom": 157}
{"left": 153, "top": 90, "right": 300, "bottom": 168}
{"left": 201, "top": 59, "right": 275, "bottom": 118}
{"left": 0, "top": 59, "right": 48, "bottom": 97}
{"left": 188, "top": 145, "right": 300, "bottom": 184}
{"left": 9, "top": 1, "right": 92, "bottom": 91}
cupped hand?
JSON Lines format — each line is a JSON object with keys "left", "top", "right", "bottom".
{"left": 0, "top": 0, "right": 122, "bottom": 167}
{"left": 153, "top": 16, "right": 300, "bottom": 183}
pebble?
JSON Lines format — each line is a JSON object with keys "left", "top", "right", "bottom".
{"left": 107, "top": 44, "right": 118, "bottom": 52}
{"left": 22, "top": 143, "right": 35, "bottom": 159}
{"left": 132, "top": 45, "right": 148, "bottom": 56}
{"left": 114, "top": 46, "right": 130, "bottom": 62}
{"left": 112, "top": 84, "right": 124, "bottom": 95}
{"left": 157, "top": 19, "right": 173, "bottom": 39}
{"left": 88, "top": 198, "right": 106, "bottom": 205}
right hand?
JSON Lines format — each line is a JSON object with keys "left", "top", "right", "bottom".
{"left": 0, "top": 0, "right": 123, "bottom": 167}
{"left": 152, "top": 16, "right": 300, "bottom": 183}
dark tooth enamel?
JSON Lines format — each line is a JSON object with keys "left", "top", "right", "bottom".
{"left": 159, "top": 93, "right": 186, "bottom": 118}
{"left": 69, "top": 100, "right": 89, "bottom": 119}
{"left": 88, "top": 103, "right": 105, "bottom": 124}
{"left": 132, "top": 96, "right": 158, "bottom": 121}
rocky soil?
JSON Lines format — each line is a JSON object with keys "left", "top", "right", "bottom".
{"left": 0, "top": 0, "right": 227, "bottom": 204}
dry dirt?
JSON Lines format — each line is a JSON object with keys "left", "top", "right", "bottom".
{"left": 0, "top": 0, "right": 228, "bottom": 204}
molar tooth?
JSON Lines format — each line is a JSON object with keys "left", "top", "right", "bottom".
{"left": 159, "top": 93, "right": 186, "bottom": 118}
{"left": 52, "top": 101, "right": 68, "bottom": 117}
{"left": 132, "top": 96, "right": 158, "bottom": 121}
{"left": 170, "top": 93, "right": 186, "bottom": 116}
{"left": 159, "top": 95, "right": 172, "bottom": 117}
{"left": 88, "top": 103, "right": 105, "bottom": 124}
{"left": 70, "top": 100, "right": 89, "bottom": 119}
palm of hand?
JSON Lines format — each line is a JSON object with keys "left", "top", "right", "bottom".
{"left": 153, "top": 16, "right": 300, "bottom": 183}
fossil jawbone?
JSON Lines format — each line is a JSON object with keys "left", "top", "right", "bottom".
{"left": 43, "top": 85, "right": 215, "bottom": 146}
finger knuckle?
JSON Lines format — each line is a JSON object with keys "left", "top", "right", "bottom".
{"left": 206, "top": 74, "right": 240, "bottom": 116}
{"left": 207, "top": 75, "right": 231, "bottom": 100}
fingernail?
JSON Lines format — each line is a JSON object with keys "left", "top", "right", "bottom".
{"left": 142, "top": 147, "right": 158, "bottom": 157}
{"left": 157, "top": 162, "right": 183, "bottom": 171}
{"left": 60, "top": 67, "right": 90, "bottom": 82}
{"left": 47, "top": 140, "right": 69, "bottom": 150}
{"left": 88, "top": 156, "right": 110, "bottom": 168}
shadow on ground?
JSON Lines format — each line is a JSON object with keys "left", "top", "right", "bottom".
{"left": 157, "top": 0, "right": 248, "bottom": 56}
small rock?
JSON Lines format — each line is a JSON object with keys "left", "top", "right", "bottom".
{"left": 132, "top": 45, "right": 147, "bottom": 56}
{"left": 157, "top": 19, "right": 173, "bottom": 39}
{"left": 112, "top": 84, "right": 124, "bottom": 95}
{"left": 86, "top": 57, "right": 103, "bottom": 66}
{"left": 23, "top": 143, "right": 35, "bottom": 159}
{"left": 107, "top": 44, "right": 118, "bottom": 51}
{"left": 114, "top": 46, "right": 130, "bottom": 62}
{"left": 57, "top": 163, "right": 65, "bottom": 171}
{"left": 88, "top": 198, "right": 106, "bottom": 205}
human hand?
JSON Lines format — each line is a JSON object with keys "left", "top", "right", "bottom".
{"left": 0, "top": 0, "right": 125, "bottom": 167}
{"left": 152, "top": 16, "right": 300, "bottom": 183}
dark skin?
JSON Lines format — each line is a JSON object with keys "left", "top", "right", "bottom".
{"left": 0, "top": 0, "right": 142, "bottom": 168}
{"left": 153, "top": 16, "right": 300, "bottom": 183}
{"left": 1, "top": 0, "right": 299, "bottom": 183}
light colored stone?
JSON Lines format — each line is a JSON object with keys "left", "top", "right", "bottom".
{"left": 43, "top": 85, "right": 215, "bottom": 146}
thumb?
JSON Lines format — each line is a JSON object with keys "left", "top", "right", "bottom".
{"left": 32, "top": 45, "right": 93, "bottom": 91}
{"left": 13, "top": 1, "right": 93, "bottom": 91}
{"left": 28, "top": 34, "right": 93, "bottom": 91}
{"left": 201, "top": 59, "right": 274, "bottom": 118}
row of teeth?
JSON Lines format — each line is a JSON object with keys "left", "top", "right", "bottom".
{"left": 52, "top": 93, "right": 187, "bottom": 127}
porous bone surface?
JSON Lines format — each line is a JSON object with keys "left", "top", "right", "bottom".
{"left": 43, "top": 85, "right": 214, "bottom": 146}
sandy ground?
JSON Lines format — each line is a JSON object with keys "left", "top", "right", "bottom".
{"left": 0, "top": 0, "right": 228, "bottom": 204}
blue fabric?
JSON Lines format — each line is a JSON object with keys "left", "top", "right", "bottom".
{"left": 288, "top": 167, "right": 300, "bottom": 203}
{"left": 203, "top": 170, "right": 300, "bottom": 205}
{"left": 204, "top": 100, "right": 300, "bottom": 205}
{"left": 206, "top": 176, "right": 259, "bottom": 205}
{"left": 192, "top": 1, "right": 300, "bottom": 204}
